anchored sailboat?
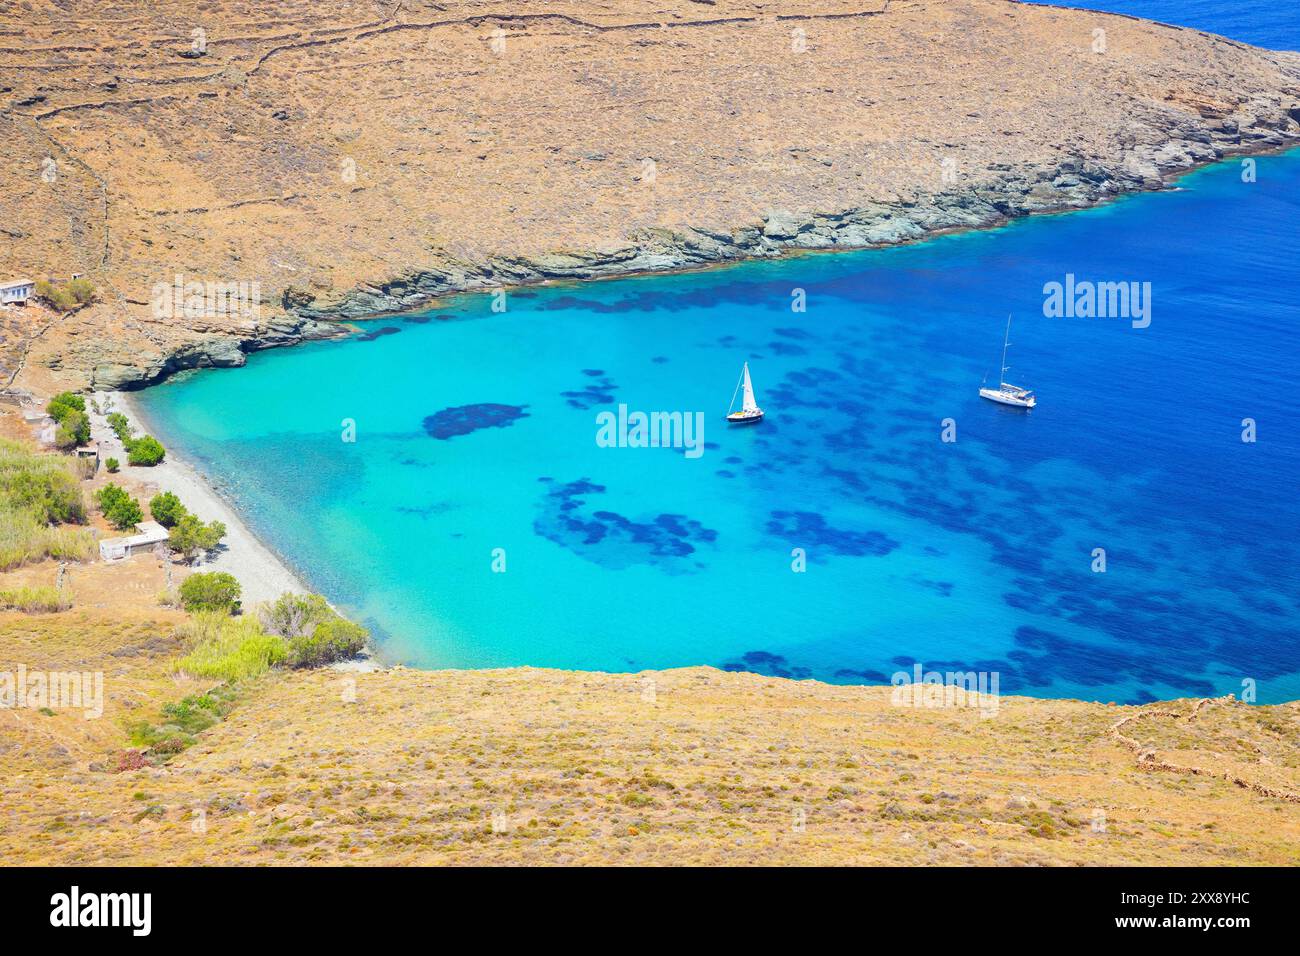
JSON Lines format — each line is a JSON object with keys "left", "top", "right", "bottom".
{"left": 726, "top": 362, "right": 764, "bottom": 424}
{"left": 979, "top": 314, "right": 1036, "bottom": 408}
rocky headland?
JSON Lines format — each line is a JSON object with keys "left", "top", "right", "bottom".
{"left": 1, "top": 0, "right": 1298, "bottom": 392}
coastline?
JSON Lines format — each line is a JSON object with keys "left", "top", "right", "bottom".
{"left": 98, "top": 149, "right": 1300, "bottom": 695}
{"left": 100, "top": 390, "right": 311, "bottom": 608}
{"left": 98, "top": 141, "right": 1300, "bottom": 392}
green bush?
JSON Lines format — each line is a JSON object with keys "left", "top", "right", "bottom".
{"left": 257, "top": 592, "right": 333, "bottom": 638}
{"left": 0, "top": 440, "right": 93, "bottom": 570}
{"left": 126, "top": 688, "right": 233, "bottom": 757}
{"left": 35, "top": 278, "right": 94, "bottom": 311}
{"left": 53, "top": 409, "right": 90, "bottom": 449}
{"left": 35, "top": 279, "right": 77, "bottom": 311}
{"left": 149, "top": 491, "right": 186, "bottom": 527}
{"left": 0, "top": 442, "right": 86, "bottom": 523}
{"left": 95, "top": 482, "right": 143, "bottom": 530}
{"left": 105, "top": 457, "right": 119, "bottom": 473}
{"left": 46, "top": 391, "right": 85, "bottom": 422}
{"left": 106, "top": 413, "right": 132, "bottom": 442}
{"left": 126, "top": 435, "right": 165, "bottom": 466}
{"left": 178, "top": 571, "right": 241, "bottom": 613}
{"left": 174, "top": 613, "right": 287, "bottom": 682}
{"left": 0, "top": 585, "right": 73, "bottom": 613}
{"left": 286, "top": 617, "right": 368, "bottom": 667}
{"left": 67, "top": 277, "right": 96, "bottom": 305}
{"left": 168, "top": 513, "right": 226, "bottom": 563}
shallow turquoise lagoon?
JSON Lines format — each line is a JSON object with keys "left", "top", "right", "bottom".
{"left": 136, "top": 152, "right": 1300, "bottom": 703}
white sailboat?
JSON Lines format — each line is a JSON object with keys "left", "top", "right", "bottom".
{"left": 979, "top": 314, "right": 1036, "bottom": 408}
{"left": 726, "top": 361, "right": 764, "bottom": 424}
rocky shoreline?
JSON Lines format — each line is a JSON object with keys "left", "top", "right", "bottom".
{"left": 288, "top": 130, "right": 1298, "bottom": 327}
{"left": 191, "top": 126, "right": 1298, "bottom": 380}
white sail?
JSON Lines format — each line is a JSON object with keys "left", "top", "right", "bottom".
{"left": 741, "top": 362, "right": 758, "bottom": 413}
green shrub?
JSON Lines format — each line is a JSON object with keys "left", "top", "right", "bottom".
{"left": 46, "top": 391, "right": 85, "bottom": 422}
{"left": 95, "top": 482, "right": 143, "bottom": 530}
{"left": 0, "top": 585, "right": 72, "bottom": 613}
{"left": 106, "top": 413, "right": 132, "bottom": 442}
{"left": 285, "top": 617, "right": 367, "bottom": 667}
{"left": 168, "top": 513, "right": 226, "bottom": 563}
{"left": 126, "top": 689, "right": 232, "bottom": 757}
{"left": 105, "top": 457, "right": 119, "bottom": 473}
{"left": 174, "top": 613, "right": 287, "bottom": 682}
{"left": 35, "top": 279, "right": 77, "bottom": 311}
{"left": 178, "top": 571, "right": 241, "bottom": 613}
{"left": 0, "top": 440, "right": 92, "bottom": 570}
{"left": 0, "top": 510, "right": 94, "bottom": 570}
{"left": 67, "top": 277, "right": 95, "bottom": 305}
{"left": 53, "top": 409, "right": 90, "bottom": 449}
{"left": 0, "top": 443, "right": 86, "bottom": 523}
{"left": 257, "top": 592, "right": 333, "bottom": 638}
{"left": 41, "top": 525, "right": 97, "bottom": 562}
{"left": 35, "top": 278, "right": 94, "bottom": 311}
{"left": 149, "top": 491, "right": 186, "bottom": 527}
{"left": 126, "top": 435, "right": 165, "bottom": 466}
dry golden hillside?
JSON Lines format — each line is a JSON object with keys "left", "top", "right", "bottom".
{"left": 2, "top": 608, "right": 1296, "bottom": 866}
{"left": 1, "top": 0, "right": 1298, "bottom": 391}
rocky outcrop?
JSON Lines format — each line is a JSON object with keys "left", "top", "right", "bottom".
{"left": 88, "top": 317, "right": 346, "bottom": 390}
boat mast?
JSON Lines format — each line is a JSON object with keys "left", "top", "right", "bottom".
{"left": 1000, "top": 313, "right": 1012, "bottom": 385}
{"left": 728, "top": 365, "right": 745, "bottom": 414}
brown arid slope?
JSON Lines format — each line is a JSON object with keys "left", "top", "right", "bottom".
{"left": 1, "top": 609, "right": 1297, "bottom": 865}
{"left": 1, "top": 0, "right": 1299, "bottom": 392}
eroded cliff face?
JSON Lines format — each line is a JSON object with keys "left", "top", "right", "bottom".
{"left": 1, "top": 0, "right": 1298, "bottom": 390}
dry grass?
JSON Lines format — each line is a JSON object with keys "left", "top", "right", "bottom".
{"left": 1, "top": 608, "right": 1296, "bottom": 865}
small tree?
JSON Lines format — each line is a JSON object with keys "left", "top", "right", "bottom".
{"left": 67, "top": 277, "right": 96, "bottom": 305}
{"left": 257, "top": 592, "right": 333, "bottom": 639}
{"left": 105, "top": 457, "right": 119, "bottom": 473}
{"left": 286, "top": 617, "right": 368, "bottom": 667}
{"left": 46, "top": 391, "right": 86, "bottom": 422}
{"left": 106, "top": 412, "right": 132, "bottom": 442}
{"left": 35, "top": 280, "right": 77, "bottom": 311}
{"left": 53, "top": 409, "right": 90, "bottom": 449}
{"left": 178, "top": 571, "right": 241, "bottom": 614}
{"left": 127, "top": 435, "right": 165, "bottom": 466}
{"left": 168, "top": 514, "right": 226, "bottom": 563}
{"left": 149, "top": 491, "right": 186, "bottom": 527}
{"left": 95, "top": 483, "right": 142, "bottom": 531}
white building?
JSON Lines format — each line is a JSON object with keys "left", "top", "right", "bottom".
{"left": 99, "top": 520, "right": 170, "bottom": 562}
{"left": 0, "top": 279, "right": 36, "bottom": 305}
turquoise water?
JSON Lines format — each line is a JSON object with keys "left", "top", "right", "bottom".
{"left": 137, "top": 151, "right": 1300, "bottom": 704}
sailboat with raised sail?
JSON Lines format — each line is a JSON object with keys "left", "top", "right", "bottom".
{"left": 726, "top": 361, "right": 765, "bottom": 424}
{"left": 979, "top": 314, "right": 1036, "bottom": 408}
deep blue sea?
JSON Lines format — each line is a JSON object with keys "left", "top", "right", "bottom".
{"left": 136, "top": 3, "right": 1300, "bottom": 704}
{"left": 1021, "top": 0, "right": 1299, "bottom": 49}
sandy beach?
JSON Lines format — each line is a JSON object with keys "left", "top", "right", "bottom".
{"left": 93, "top": 390, "right": 309, "bottom": 607}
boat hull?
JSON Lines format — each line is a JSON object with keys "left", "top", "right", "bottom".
{"left": 726, "top": 411, "right": 764, "bottom": 424}
{"left": 979, "top": 387, "right": 1035, "bottom": 408}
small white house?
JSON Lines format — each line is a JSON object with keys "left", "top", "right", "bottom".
{"left": 0, "top": 279, "right": 36, "bottom": 305}
{"left": 99, "top": 520, "right": 170, "bottom": 562}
